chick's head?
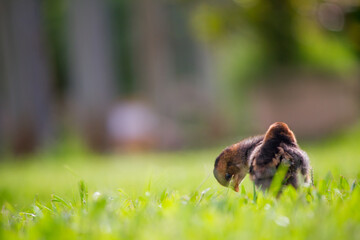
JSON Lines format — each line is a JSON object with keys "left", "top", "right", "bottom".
{"left": 213, "top": 144, "right": 248, "bottom": 192}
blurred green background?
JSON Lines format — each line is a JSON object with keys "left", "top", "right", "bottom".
{"left": 1, "top": 0, "right": 359, "bottom": 155}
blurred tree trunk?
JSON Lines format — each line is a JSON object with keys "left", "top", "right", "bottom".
{"left": 131, "top": 0, "right": 173, "bottom": 112}
{"left": 0, "top": 0, "right": 53, "bottom": 155}
{"left": 67, "top": 0, "right": 115, "bottom": 151}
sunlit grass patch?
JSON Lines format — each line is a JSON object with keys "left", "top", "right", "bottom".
{"left": 2, "top": 163, "right": 360, "bottom": 240}
{"left": 1, "top": 124, "right": 360, "bottom": 239}
{"left": 1, "top": 175, "right": 360, "bottom": 240}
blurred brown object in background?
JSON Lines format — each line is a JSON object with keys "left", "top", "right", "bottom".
{"left": 252, "top": 70, "right": 360, "bottom": 139}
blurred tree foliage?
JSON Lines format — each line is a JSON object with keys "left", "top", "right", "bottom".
{"left": 344, "top": 6, "right": 360, "bottom": 57}
{"left": 189, "top": 0, "right": 359, "bottom": 78}
{"left": 191, "top": 0, "right": 298, "bottom": 66}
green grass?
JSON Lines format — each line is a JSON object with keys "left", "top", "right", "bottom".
{"left": 1, "top": 125, "right": 360, "bottom": 239}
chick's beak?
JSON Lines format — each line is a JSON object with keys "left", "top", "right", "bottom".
{"left": 229, "top": 172, "right": 246, "bottom": 192}
{"left": 229, "top": 175, "right": 240, "bottom": 192}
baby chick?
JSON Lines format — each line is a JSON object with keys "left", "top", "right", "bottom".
{"left": 213, "top": 122, "right": 311, "bottom": 192}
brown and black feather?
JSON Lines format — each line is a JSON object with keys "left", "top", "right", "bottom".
{"left": 249, "top": 122, "right": 311, "bottom": 190}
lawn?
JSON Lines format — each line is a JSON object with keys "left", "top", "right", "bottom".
{"left": 1, "top": 124, "right": 360, "bottom": 239}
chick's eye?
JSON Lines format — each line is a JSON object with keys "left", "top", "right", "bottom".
{"left": 225, "top": 173, "right": 232, "bottom": 181}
